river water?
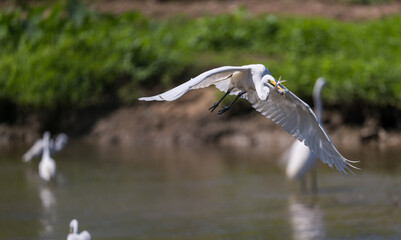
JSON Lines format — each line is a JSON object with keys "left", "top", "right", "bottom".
{"left": 0, "top": 141, "right": 400, "bottom": 240}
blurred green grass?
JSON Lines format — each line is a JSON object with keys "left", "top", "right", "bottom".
{"left": 1, "top": 1, "right": 401, "bottom": 113}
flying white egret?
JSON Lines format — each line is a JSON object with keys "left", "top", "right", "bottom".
{"left": 67, "top": 219, "right": 91, "bottom": 240}
{"left": 139, "top": 64, "right": 358, "bottom": 173}
{"left": 285, "top": 78, "right": 326, "bottom": 192}
{"left": 23, "top": 132, "right": 68, "bottom": 162}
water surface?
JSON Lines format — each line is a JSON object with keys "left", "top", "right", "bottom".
{"left": 0, "top": 142, "right": 400, "bottom": 240}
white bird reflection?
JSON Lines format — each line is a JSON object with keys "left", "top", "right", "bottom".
{"left": 39, "top": 184, "right": 57, "bottom": 236}
{"left": 288, "top": 195, "right": 325, "bottom": 240}
{"left": 24, "top": 167, "right": 58, "bottom": 237}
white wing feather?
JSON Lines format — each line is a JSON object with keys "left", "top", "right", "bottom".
{"left": 79, "top": 231, "right": 91, "bottom": 240}
{"left": 23, "top": 133, "right": 68, "bottom": 162}
{"left": 23, "top": 139, "right": 44, "bottom": 162}
{"left": 51, "top": 133, "right": 68, "bottom": 152}
{"left": 243, "top": 87, "right": 357, "bottom": 174}
{"left": 138, "top": 66, "right": 251, "bottom": 101}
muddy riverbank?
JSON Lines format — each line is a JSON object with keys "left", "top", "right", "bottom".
{"left": 2, "top": 87, "right": 400, "bottom": 156}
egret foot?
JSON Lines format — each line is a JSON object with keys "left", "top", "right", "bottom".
{"left": 208, "top": 103, "right": 219, "bottom": 112}
{"left": 217, "top": 105, "right": 231, "bottom": 115}
{"left": 208, "top": 87, "right": 234, "bottom": 113}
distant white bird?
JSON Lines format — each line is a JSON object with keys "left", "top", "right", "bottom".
{"left": 23, "top": 131, "right": 67, "bottom": 181}
{"left": 139, "top": 64, "right": 358, "bottom": 173}
{"left": 38, "top": 132, "right": 56, "bottom": 181}
{"left": 67, "top": 219, "right": 91, "bottom": 240}
{"left": 285, "top": 78, "right": 326, "bottom": 192}
{"left": 23, "top": 132, "right": 68, "bottom": 163}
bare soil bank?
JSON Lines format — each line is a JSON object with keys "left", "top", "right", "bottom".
{"left": 92, "top": 0, "right": 401, "bottom": 21}
{"left": 2, "top": 87, "right": 400, "bottom": 155}
{"left": 87, "top": 88, "right": 401, "bottom": 153}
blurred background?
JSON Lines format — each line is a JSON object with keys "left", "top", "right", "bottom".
{"left": 1, "top": 0, "right": 401, "bottom": 239}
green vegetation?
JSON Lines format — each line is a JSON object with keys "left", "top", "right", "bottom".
{"left": 1, "top": 2, "right": 401, "bottom": 112}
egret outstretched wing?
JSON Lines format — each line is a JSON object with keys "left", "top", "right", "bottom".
{"left": 23, "top": 139, "right": 44, "bottom": 162}
{"left": 23, "top": 132, "right": 68, "bottom": 162}
{"left": 243, "top": 87, "right": 357, "bottom": 174}
{"left": 138, "top": 66, "right": 252, "bottom": 101}
{"left": 52, "top": 133, "right": 68, "bottom": 152}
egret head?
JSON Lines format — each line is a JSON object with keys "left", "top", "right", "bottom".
{"left": 313, "top": 77, "right": 327, "bottom": 102}
{"left": 43, "top": 131, "right": 51, "bottom": 140}
{"left": 314, "top": 77, "right": 327, "bottom": 92}
{"left": 69, "top": 219, "right": 78, "bottom": 233}
{"left": 313, "top": 77, "right": 327, "bottom": 120}
{"left": 259, "top": 74, "right": 275, "bottom": 100}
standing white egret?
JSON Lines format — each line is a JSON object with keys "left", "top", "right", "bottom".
{"left": 285, "top": 78, "right": 326, "bottom": 192}
{"left": 67, "top": 219, "right": 91, "bottom": 240}
{"left": 139, "top": 64, "right": 358, "bottom": 173}
{"left": 52, "top": 133, "right": 68, "bottom": 152}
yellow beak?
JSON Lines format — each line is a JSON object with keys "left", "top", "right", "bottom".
{"left": 268, "top": 79, "right": 285, "bottom": 92}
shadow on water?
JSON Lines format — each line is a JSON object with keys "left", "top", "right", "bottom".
{"left": 0, "top": 141, "right": 400, "bottom": 239}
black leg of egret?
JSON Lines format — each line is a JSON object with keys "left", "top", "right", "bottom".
{"left": 300, "top": 177, "right": 306, "bottom": 194}
{"left": 217, "top": 91, "right": 247, "bottom": 115}
{"left": 208, "top": 87, "right": 235, "bottom": 113}
{"left": 311, "top": 168, "right": 318, "bottom": 194}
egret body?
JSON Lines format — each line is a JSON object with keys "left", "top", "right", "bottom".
{"left": 38, "top": 132, "right": 56, "bottom": 181}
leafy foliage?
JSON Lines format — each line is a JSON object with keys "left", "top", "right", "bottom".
{"left": 187, "top": 12, "right": 401, "bottom": 108}
{"left": 1, "top": 2, "right": 401, "bottom": 111}
{"left": 0, "top": 1, "right": 183, "bottom": 109}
